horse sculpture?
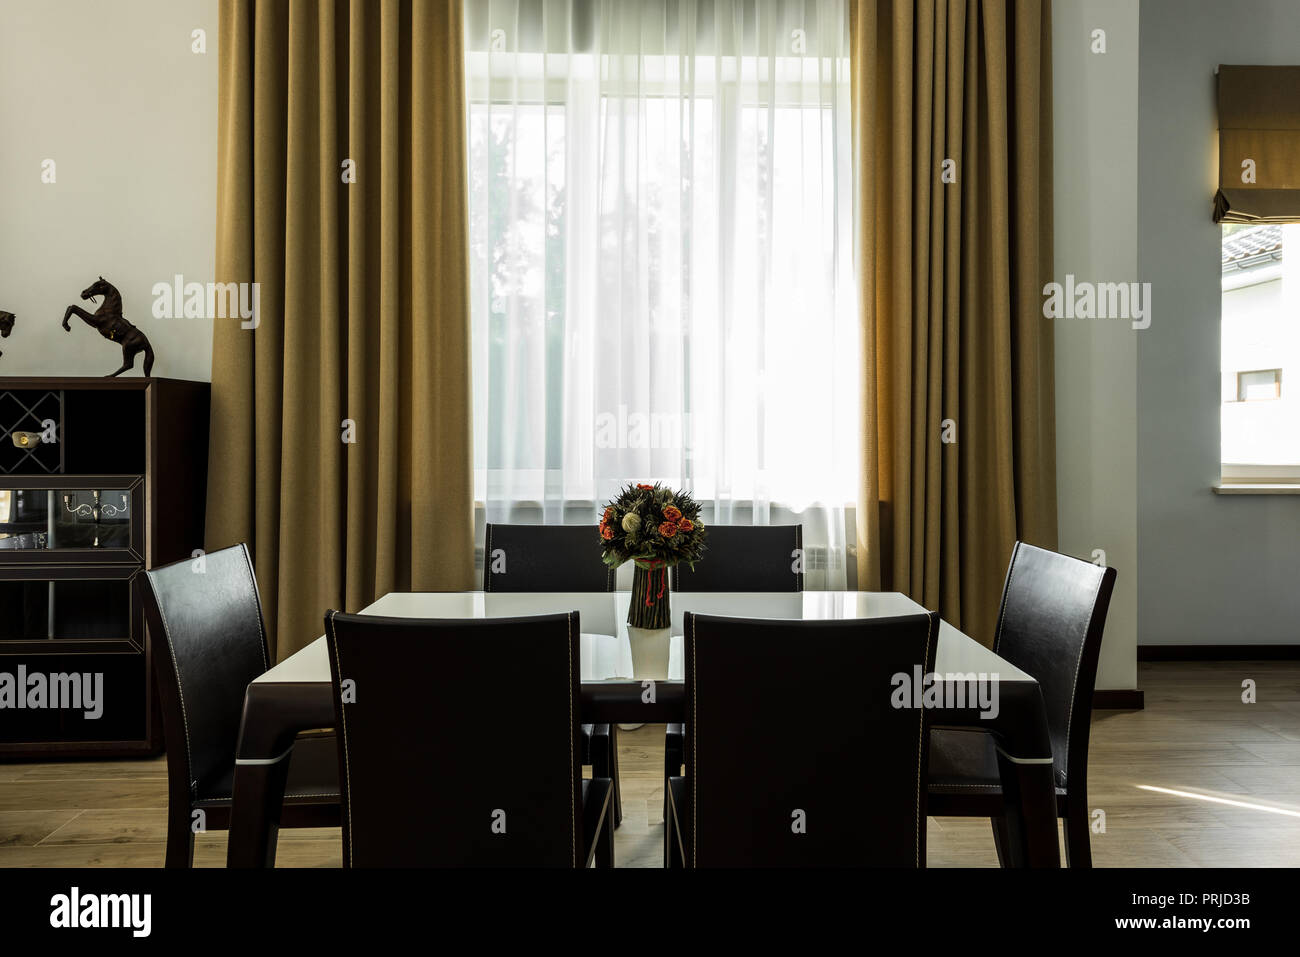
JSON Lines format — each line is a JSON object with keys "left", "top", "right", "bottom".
{"left": 61, "top": 277, "right": 155, "bottom": 376}
{"left": 0, "top": 311, "right": 13, "bottom": 359}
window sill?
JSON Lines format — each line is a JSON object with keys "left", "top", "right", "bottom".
{"left": 1212, "top": 483, "right": 1300, "bottom": 495}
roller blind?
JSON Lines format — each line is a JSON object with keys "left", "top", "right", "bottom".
{"left": 1215, "top": 65, "right": 1300, "bottom": 224}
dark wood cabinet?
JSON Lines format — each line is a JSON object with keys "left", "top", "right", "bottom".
{"left": 0, "top": 377, "right": 209, "bottom": 758}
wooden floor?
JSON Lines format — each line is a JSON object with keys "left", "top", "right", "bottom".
{"left": 2, "top": 660, "right": 1299, "bottom": 867}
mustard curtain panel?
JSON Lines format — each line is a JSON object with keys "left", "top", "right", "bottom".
{"left": 851, "top": 0, "right": 1056, "bottom": 645}
{"left": 208, "top": 0, "right": 474, "bottom": 660}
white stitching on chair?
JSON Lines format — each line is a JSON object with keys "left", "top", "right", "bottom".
{"left": 689, "top": 614, "right": 697, "bottom": 868}
{"left": 567, "top": 611, "right": 575, "bottom": 867}
{"left": 200, "top": 789, "right": 338, "bottom": 803}
{"left": 325, "top": 610, "right": 354, "bottom": 867}
{"left": 1060, "top": 572, "right": 1107, "bottom": 790}
{"left": 240, "top": 545, "right": 268, "bottom": 672}
{"left": 992, "top": 542, "right": 1020, "bottom": 657}
{"left": 150, "top": 575, "right": 197, "bottom": 797}
{"left": 914, "top": 613, "right": 937, "bottom": 866}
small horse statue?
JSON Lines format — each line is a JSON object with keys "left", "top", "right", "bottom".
{"left": 61, "top": 277, "right": 155, "bottom": 376}
{"left": 0, "top": 311, "right": 13, "bottom": 358}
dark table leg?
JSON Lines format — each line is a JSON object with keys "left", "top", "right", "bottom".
{"left": 229, "top": 682, "right": 335, "bottom": 869}
{"left": 994, "top": 750, "right": 1061, "bottom": 868}
{"left": 937, "top": 677, "right": 1060, "bottom": 868}
{"left": 227, "top": 754, "right": 293, "bottom": 868}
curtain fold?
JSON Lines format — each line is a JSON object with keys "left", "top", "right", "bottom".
{"left": 209, "top": 0, "right": 474, "bottom": 661}
{"left": 851, "top": 0, "right": 1055, "bottom": 645}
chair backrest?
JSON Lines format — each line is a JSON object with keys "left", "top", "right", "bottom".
{"left": 671, "top": 524, "right": 802, "bottom": 592}
{"left": 141, "top": 543, "right": 269, "bottom": 800}
{"left": 682, "top": 610, "right": 939, "bottom": 866}
{"left": 993, "top": 542, "right": 1117, "bottom": 790}
{"left": 325, "top": 610, "right": 583, "bottom": 866}
{"left": 483, "top": 523, "right": 614, "bottom": 592}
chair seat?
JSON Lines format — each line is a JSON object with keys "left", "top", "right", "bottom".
{"left": 927, "top": 729, "right": 1066, "bottom": 819}
{"left": 196, "top": 732, "right": 340, "bottom": 806}
{"left": 927, "top": 729, "right": 1003, "bottom": 793}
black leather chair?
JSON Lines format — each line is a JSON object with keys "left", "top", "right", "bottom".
{"left": 325, "top": 609, "right": 613, "bottom": 866}
{"left": 664, "top": 523, "right": 802, "bottom": 850}
{"left": 927, "top": 542, "right": 1118, "bottom": 867}
{"left": 141, "top": 544, "right": 340, "bottom": 868}
{"left": 665, "top": 611, "right": 939, "bottom": 866}
{"left": 669, "top": 523, "right": 803, "bottom": 592}
{"left": 483, "top": 522, "right": 621, "bottom": 826}
{"left": 484, "top": 523, "right": 614, "bottom": 592}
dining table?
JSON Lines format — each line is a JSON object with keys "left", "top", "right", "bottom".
{"left": 228, "top": 590, "right": 1061, "bottom": 868}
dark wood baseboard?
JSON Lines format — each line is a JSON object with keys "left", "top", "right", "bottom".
{"left": 1139, "top": 645, "right": 1300, "bottom": 661}
{"left": 1094, "top": 689, "right": 1144, "bottom": 710}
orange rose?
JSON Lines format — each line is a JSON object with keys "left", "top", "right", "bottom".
{"left": 601, "top": 525, "right": 615, "bottom": 540}
{"left": 678, "top": 518, "right": 694, "bottom": 531}
{"left": 658, "top": 522, "right": 678, "bottom": 538}
{"left": 662, "top": 505, "right": 682, "bottom": 523}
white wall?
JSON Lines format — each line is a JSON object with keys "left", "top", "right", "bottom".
{"left": 1052, "top": 0, "right": 1140, "bottom": 691}
{"left": 0, "top": 0, "right": 218, "bottom": 382}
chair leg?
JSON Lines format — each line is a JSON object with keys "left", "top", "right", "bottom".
{"left": 663, "top": 788, "right": 673, "bottom": 868}
{"left": 609, "top": 724, "right": 622, "bottom": 828}
{"left": 600, "top": 790, "right": 616, "bottom": 868}
{"left": 662, "top": 741, "right": 681, "bottom": 826}
{"left": 990, "top": 816, "right": 1013, "bottom": 868}
{"left": 1064, "top": 802, "right": 1093, "bottom": 868}
{"left": 665, "top": 779, "right": 685, "bottom": 868}
{"left": 165, "top": 803, "right": 196, "bottom": 868}
{"left": 592, "top": 725, "right": 622, "bottom": 829}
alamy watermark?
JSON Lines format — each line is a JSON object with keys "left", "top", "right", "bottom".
{"left": 1042, "top": 274, "right": 1151, "bottom": 330}
{"left": 50, "top": 887, "right": 150, "bottom": 937}
{"left": 594, "top": 405, "right": 692, "bottom": 451}
{"left": 151, "top": 275, "right": 259, "bottom": 329}
{"left": 0, "top": 666, "right": 103, "bottom": 719}
{"left": 891, "top": 665, "right": 1000, "bottom": 720}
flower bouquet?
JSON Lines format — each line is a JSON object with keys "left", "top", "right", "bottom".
{"left": 599, "top": 482, "right": 706, "bottom": 629}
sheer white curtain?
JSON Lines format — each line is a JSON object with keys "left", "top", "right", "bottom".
{"left": 466, "top": 0, "right": 858, "bottom": 588}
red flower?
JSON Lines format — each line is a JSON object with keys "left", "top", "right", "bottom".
{"left": 637, "top": 483, "right": 654, "bottom": 489}
{"left": 658, "top": 522, "right": 678, "bottom": 538}
{"left": 678, "top": 518, "right": 694, "bottom": 532}
{"left": 601, "top": 525, "right": 615, "bottom": 540}
{"left": 602, "top": 507, "right": 616, "bottom": 524}
{"left": 663, "top": 505, "right": 682, "bottom": 523}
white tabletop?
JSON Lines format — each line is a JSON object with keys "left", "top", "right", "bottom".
{"left": 255, "top": 591, "right": 1032, "bottom": 685}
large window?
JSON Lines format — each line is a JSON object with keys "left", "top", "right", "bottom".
{"left": 1221, "top": 223, "right": 1300, "bottom": 481}
{"left": 466, "top": 0, "right": 858, "bottom": 585}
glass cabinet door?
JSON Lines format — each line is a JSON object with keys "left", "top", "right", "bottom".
{"left": 0, "top": 477, "right": 142, "bottom": 562}
{"left": 0, "top": 577, "right": 136, "bottom": 643}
